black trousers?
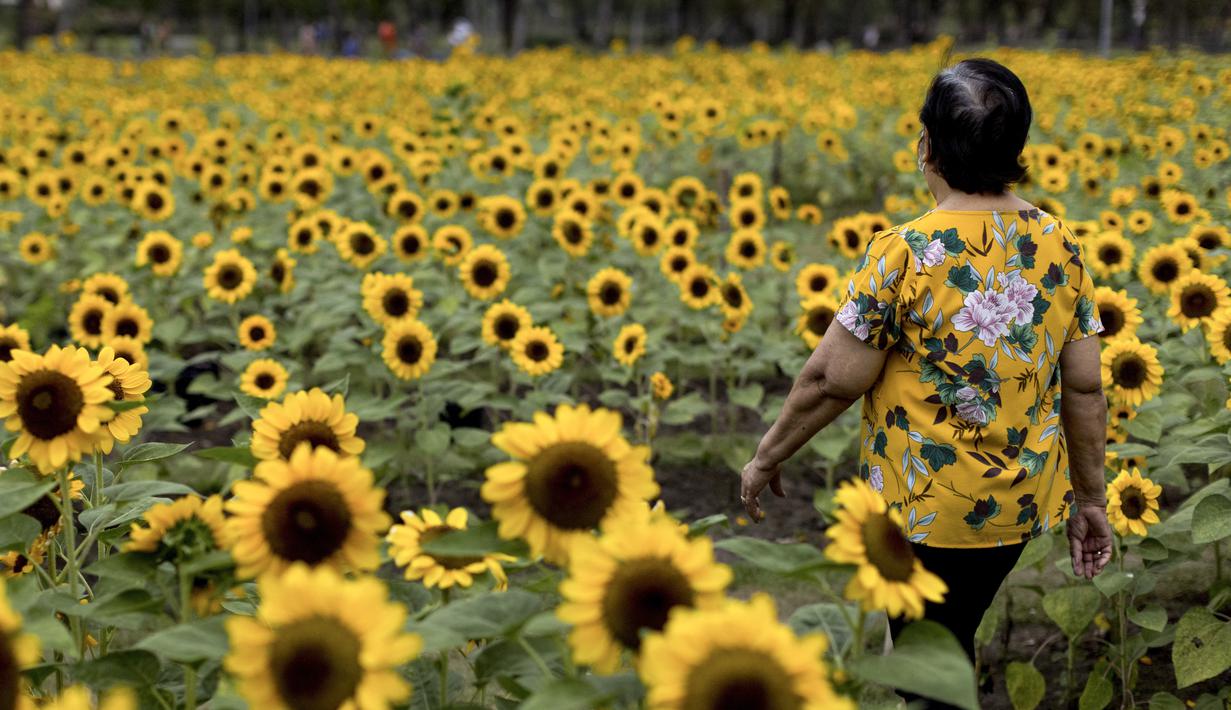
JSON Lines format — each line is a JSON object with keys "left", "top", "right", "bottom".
{"left": 887, "top": 542, "right": 1025, "bottom": 708}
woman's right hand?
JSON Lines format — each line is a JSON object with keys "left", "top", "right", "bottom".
{"left": 1067, "top": 504, "right": 1113, "bottom": 579}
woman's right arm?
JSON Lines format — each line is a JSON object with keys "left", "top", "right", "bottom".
{"left": 1058, "top": 335, "right": 1113, "bottom": 579}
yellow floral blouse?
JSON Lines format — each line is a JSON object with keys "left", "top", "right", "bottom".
{"left": 836, "top": 208, "right": 1103, "bottom": 548}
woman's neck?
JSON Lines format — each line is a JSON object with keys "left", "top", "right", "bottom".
{"left": 933, "top": 187, "right": 1034, "bottom": 212}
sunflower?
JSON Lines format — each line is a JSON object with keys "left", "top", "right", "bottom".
{"left": 1101, "top": 338, "right": 1164, "bottom": 407}
{"left": 387, "top": 507, "right": 514, "bottom": 590}
{"left": 677, "top": 264, "right": 719, "bottom": 310}
{"left": 1, "top": 535, "right": 47, "bottom": 579}
{"left": 288, "top": 216, "right": 322, "bottom": 254}
{"left": 125, "top": 495, "right": 226, "bottom": 559}
{"left": 335, "top": 222, "right": 387, "bottom": 269}
{"left": 361, "top": 272, "right": 423, "bottom": 326}
{"left": 659, "top": 246, "right": 695, "bottom": 283}
{"left": 102, "top": 301, "right": 153, "bottom": 345}
{"left": 728, "top": 199, "right": 765, "bottom": 232}
{"left": 204, "top": 249, "right": 258, "bottom": 304}
{"left": 0, "top": 579, "right": 41, "bottom": 708}
{"left": 478, "top": 196, "right": 526, "bottom": 239}
{"left": 1204, "top": 311, "right": 1231, "bottom": 364}
{"left": 611, "top": 172, "right": 644, "bottom": 206}
{"left": 1188, "top": 224, "right": 1231, "bottom": 254}
{"left": 725, "top": 228, "right": 766, "bottom": 269}
{"left": 795, "top": 263, "right": 840, "bottom": 299}
{"left": 239, "top": 315, "right": 277, "bottom": 352}
{"left": 650, "top": 371, "right": 673, "bottom": 400}
{"left": 587, "top": 268, "right": 633, "bottom": 317}
{"left": 482, "top": 300, "right": 532, "bottom": 349}
{"left": 68, "top": 294, "right": 112, "bottom": 348}
{"left": 241, "top": 358, "right": 290, "bottom": 400}
{"left": 392, "top": 224, "right": 430, "bottom": 262}
{"left": 225, "top": 445, "right": 389, "bottom": 578}
{"left": 797, "top": 204, "right": 824, "bottom": 224}
{"left": 510, "top": 326, "right": 565, "bottom": 377}
{"left": 270, "top": 249, "right": 297, "bottom": 293}
{"left": 94, "top": 346, "right": 150, "bottom": 454}
{"left": 1089, "top": 231, "right": 1136, "bottom": 280}
{"left": 1168, "top": 271, "right": 1230, "bottom": 331}
{"left": 631, "top": 215, "right": 667, "bottom": 257}
{"left": 525, "top": 179, "right": 559, "bottom": 216}
{"left": 1137, "top": 243, "right": 1191, "bottom": 295}
{"left": 831, "top": 217, "right": 867, "bottom": 259}
{"left": 458, "top": 244, "right": 511, "bottom": 301}
{"left": 428, "top": 189, "right": 459, "bottom": 217}
{"left": 1106, "top": 468, "right": 1162, "bottom": 537}
{"left": 770, "top": 241, "right": 795, "bottom": 273}
{"left": 481, "top": 403, "right": 658, "bottom": 564}
{"left": 135, "top": 230, "right": 183, "bottom": 277}
{"left": 224, "top": 564, "right": 420, "bottom": 710}
{"left": 665, "top": 218, "right": 699, "bottom": 249}
{"left": 250, "top": 388, "right": 365, "bottom": 462}
{"left": 432, "top": 225, "right": 473, "bottom": 266}
{"left": 1092, "top": 287, "right": 1142, "bottom": 342}
{"left": 18, "top": 232, "right": 53, "bottom": 264}
{"left": 1161, "top": 190, "right": 1199, "bottom": 225}
{"left": 825, "top": 480, "right": 947, "bottom": 619}
{"left": 386, "top": 189, "right": 425, "bottom": 223}
{"left": 613, "top": 324, "right": 647, "bottom": 368}
{"left": 381, "top": 319, "right": 438, "bottom": 381}
{"left": 1125, "top": 210, "right": 1153, "bottom": 235}
{"left": 103, "top": 336, "right": 148, "bottom": 373}
{"left": 639, "top": 593, "right": 852, "bottom": 710}
{"left": 0, "top": 324, "right": 30, "bottom": 364}
{"left": 552, "top": 210, "right": 593, "bottom": 257}
{"left": 718, "top": 273, "right": 752, "bottom": 321}
{"left": 557, "top": 512, "right": 731, "bottom": 673}
{"left": 132, "top": 182, "right": 174, "bottom": 221}
{"left": 0, "top": 345, "right": 115, "bottom": 473}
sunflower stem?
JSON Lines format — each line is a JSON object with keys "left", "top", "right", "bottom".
{"left": 517, "top": 634, "right": 553, "bottom": 679}
{"left": 178, "top": 562, "right": 199, "bottom": 708}
{"left": 851, "top": 608, "right": 868, "bottom": 659}
{"left": 57, "top": 466, "right": 86, "bottom": 655}
{"left": 93, "top": 451, "right": 110, "bottom": 562}
{"left": 184, "top": 665, "right": 198, "bottom": 709}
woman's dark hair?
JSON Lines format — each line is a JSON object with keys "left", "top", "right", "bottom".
{"left": 918, "top": 58, "right": 1032, "bottom": 195}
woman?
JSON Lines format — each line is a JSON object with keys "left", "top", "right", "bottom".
{"left": 741, "top": 58, "right": 1114, "bottom": 676}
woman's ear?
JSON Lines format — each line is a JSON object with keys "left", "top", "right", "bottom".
{"left": 917, "top": 129, "right": 929, "bottom": 172}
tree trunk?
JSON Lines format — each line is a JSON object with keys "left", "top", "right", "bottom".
{"left": 592, "top": 0, "right": 613, "bottom": 47}
{"left": 630, "top": 0, "right": 646, "bottom": 50}
{"left": 15, "top": 0, "right": 32, "bottom": 50}
{"left": 499, "top": 0, "right": 520, "bottom": 54}
{"left": 1098, "top": 0, "right": 1113, "bottom": 56}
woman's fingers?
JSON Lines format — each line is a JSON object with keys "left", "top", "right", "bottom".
{"left": 740, "top": 463, "right": 764, "bottom": 522}
{"left": 769, "top": 474, "right": 785, "bottom": 497}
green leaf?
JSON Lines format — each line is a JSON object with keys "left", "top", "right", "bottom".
{"left": 519, "top": 677, "right": 605, "bottom": 710}
{"left": 1092, "top": 570, "right": 1133, "bottom": 597}
{"left": 474, "top": 636, "right": 562, "bottom": 685}
{"left": 24, "top": 615, "right": 77, "bottom": 658}
{"left": 1129, "top": 604, "right": 1168, "bottom": 633}
{"left": 418, "top": 520, "right": 527, "bottom": 559}
{"left": 1042, "top": 586, "right": 1101, "bottom": 639}
{"left": 72, "top": 649, "right": 161, "bottom": 689}
{"left": 1012, "top": 533, "right": 1053, "bottom": 571}
{"left": 788, "top": 602, "right": 861, "bottom": 655}
{"left": 103, "top": 480, "right": 197, "bottom": 502}
{"left": 0, "top": 470, "right": 57, "bottom": 519}
{"left": 0, "top": 514, "right": 41, "bottom": 552}
{"left": 193, "top": 446, "right": 258, "bottom": 468}
{"left": 85, "top": 553, "right": 161, "bottom": 584}
{"left": 1172, "top": 606, "right": 1231, "bottom": 688}
{"left": 1148, "top": 693, "right": 1187, "bottom": 710}
{"left": 424, "top": 590, "right": 543, "bottom": 639}
{"left": 686, "top": 514, "right": 728, "bottom": 537}
{"left": 404, "top": 619, "right": 467, "bottom": 655}
{"left": 729, "top": 384, "right": 764, "bottom": 410}
{"left": 135, "top": 616, "right": 228, "bottom": 663}
{"left": 178, "top": 550, "right": 236, "bottom": 577}
{"left": 415, "top": 425, "right": 451, "bottom": 456}
{"left": 1078, "top": 667, "right": 1113, "bottom": 710}
{"left": 849, "top": 620, "right": 978, "bottom": 710}
{"left": 321, "top": 373, "right": 350, "bottom": 397}
{"left": 660, "top": 392, "right": 708, "bottom": 425}
{"left": 1191, "top": 493, "right": 1231, "bottom": 544}
{"left": 1005, "top": 661, "right": 1046, "bottom": 710}
{"left": 117, "top": 442, "right": 191, "bottom": 469}
{"left": 715, "top": 536, "right": 835, "bottom": 576}
{"left": 233, "top": 392, "right": 265, "bottom": 420}
{"left": 106, "top": 398, "right": 150, "bottom": 412}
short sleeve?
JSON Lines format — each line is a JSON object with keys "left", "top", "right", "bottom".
{"left": 836, "top": 230, "right": 914, "bottom": 350}
{"left": 1064, "top": 241, "right": 1104, "bottom": 343}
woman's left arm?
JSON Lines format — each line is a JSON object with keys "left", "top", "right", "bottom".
{"left": 740, "top": 323, "right": 890, "bottom": 521}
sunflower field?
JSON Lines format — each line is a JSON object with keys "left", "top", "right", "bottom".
{"left": 0, "top": 34, "right": 1230, "bottom": 709}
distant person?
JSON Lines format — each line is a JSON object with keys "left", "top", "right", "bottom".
{"left": 298, "top": 24, "right": 317, "bottom": 54}
{"left": 447, "top": 18, "right": 474, "bottom": 49}
{"left": 341, "top": 32, "right": 360, "bottom": 58}
{"left": 378, "top": 20, "right": 397, "bottom": 57}
{"left": 741, "top": 58, "right": 1111, "bottom": 707}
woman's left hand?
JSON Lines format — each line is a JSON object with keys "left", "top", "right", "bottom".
{"left": 740, "top": 458, "right": 785, "bottom": 522}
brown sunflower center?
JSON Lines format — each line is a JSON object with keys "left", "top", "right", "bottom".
{"left": 809, "top": 275, "right": 829, "bottom": 292}
{"left": 149, "top": 244, "right": 171, "bottom": 263}
{"left": 690, "top": 277, "right": 711, "bottom": 299}
{"left": 1097, "top": 305, "right": 1125, "bottom": 338}
{"left": 472, "top": 261, "right": 498, "bottom": 287}
{"left": 524, "top": 441, "right": 618, "bottom": 530}
{"left": 495, "top": 209, "right": 516, "bottom": 230}
{"left": 146, "top": 192, "right": 164, "bottom": 210}
{"left": 255, "top": 373, "right": 277, "bottom": 390}
{"left": 1098, "top": 245, "right": 1122, "bottom": 265}
{"left": 861, "top": 512, "right": 915, "bottom": 582}
{"left": 1180, "top": 284, "right": 1216, "bottom": 319}
{"left": 82, "top": 308, "right": 105, "bottom": 336}
{"left": 494, "top": 315, "right": 520, "bottom": 341}
{"left": 738, "top": 210, "right": 756, "bottom": 227}
{"left": 396, "top": 337, "right": 423, "bottom": 365}
{"left": 418, "top": 525, "right": 484, "bottom": 569}
{"left": 640, "top": 228, "right": 659, "bottom": 247}
{"left": 1111, "top": 354, "right": 1148, "bottom": 389}
{"left": 218, "top": 265, "right": 244, "bottom": 290}
{"left": 96, "top": 286, "right": 121, "bottom": 304}
{"left": 0, "top": 337, "right": 19, "bottom": 363}
{"left": 683, "top": 648, "right": 801, "bottom": 710}
{"left": 563, "top": 223, "right": 583, "bottom": 244}
{"left": 599, "top": 283, "right": 623, "bottom": 306}
{"left": 276, "top": 421, "right": 342, "bottom": 460}
{"left": 248, "top": 326, "right": 267, "bottom": 342}
{"left": 382, "top": 290, "right": 410, "bottom": 318}
{"left": 261, "top": 480, "right": 353, "bottom": 565}
{"left": 271, "top": 263, "right": 287, "bottom": 284}
{"left": 23, "top": 493, "right": 63, "bottom": 532}
{"left": 1176, "top": 202, "right": 1191, "bottom": 216}
{"left": 525, "top": 339, "right": 550, "bottom": 362}
{"left": 601, "top": 557, "right": 696, "bottom": 650}
{"left": 844, "top": 230, "right": 859, "bottom": 248}
{"left": 351, "top": 233, "right": 375, "bottom": 255}
{"left": 807, "top": 306, "right": 835, "bottom": 336}
{"left": 670, "top": 256, "right": 690, "bottom": 273}
{"left": 623, "top": 335, "right": 639, "bottom": 354}
{"left": 107, "top": 377, "right": 126, "bottom": 402}
{"left": 1119, "top": 487, "right": 1146, "bottom": 520}
{"left": 115, "top": 317, "right": 140, "bottom": 338}
{"left": 268, "top": 616, "right": 363, "bottom": 710}
{"left": 297, "top": 229, "right": 314, "bottom": 245}
{"left": 16, "top": 369, "right": 85, "bottom": 441}
{"left": 0, "top": 633, "right": 18, "bottom": 710}
{"left": 1151, "top": 259, "right": 1179, "bottom": 283}
{"left": 723, "top": 285, "right": 744, "bottom": 309}
{"left": 739, "top": 240, "right": 757, "bottom": 258}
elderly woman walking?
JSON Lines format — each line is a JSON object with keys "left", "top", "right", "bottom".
{"left": 741, "top": 58, "right": 1115, "bottom": 690}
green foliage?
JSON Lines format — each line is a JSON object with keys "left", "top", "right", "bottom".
{"left": 850, "top": 621, "right": 978, "bottom": 710}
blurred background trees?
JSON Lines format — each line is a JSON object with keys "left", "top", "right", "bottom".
{"left": 4, "top": 0, "right": 1229, "bottom": 54}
